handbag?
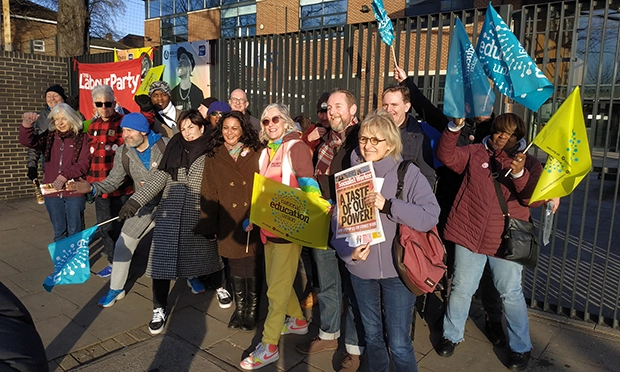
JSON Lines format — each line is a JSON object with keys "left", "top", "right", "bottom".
{"left": 490, "top": 157, "right": 540, "bottom": 268}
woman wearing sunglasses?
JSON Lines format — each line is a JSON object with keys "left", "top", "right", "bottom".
{"left": 206, "top": 101, "right": 232, "bottom": 129}
{"left": 331, "top": 110, "right": 440, "bottom": 372}
{"left": 117, "top": 109, "right": 222, "bottom": 335}
{"left": 239, "top": 104, "right": 321, "bottom": 370}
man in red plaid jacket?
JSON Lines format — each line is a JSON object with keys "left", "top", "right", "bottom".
{"left": 87, "top": 85, "right": 133, "bottom": 278}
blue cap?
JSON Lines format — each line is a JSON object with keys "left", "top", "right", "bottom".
{"left": 121, "top": 113, "right": 150, "bottom": 134}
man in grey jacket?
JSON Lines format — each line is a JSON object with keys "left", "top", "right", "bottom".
{"left": 75, "top": 113, "right": 169, "bottom": 307}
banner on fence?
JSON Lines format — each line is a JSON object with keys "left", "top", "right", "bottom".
{"left": 115, "top": 47, "right": 154, "bottom": 78}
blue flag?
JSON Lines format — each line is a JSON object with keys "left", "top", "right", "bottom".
{"left": 371, "top": 0, "right": 394, "bottom": 46}
{"left": 476, "top": 4, "right": 553, "bottom": 111}
{"left": 443, "top": 18, "right": 495, "bottom": 119}
{"left": 43, "top": 225, "right": 98, "bottom": 292}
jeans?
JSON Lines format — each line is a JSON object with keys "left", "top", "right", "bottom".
{"left": 312, "top": 247, "right": 365, "bottom": 354}
{"left": 350, "top": 275, "right": 417, "bottom": 372}
{"left": 109, "top": 221, "right": 155, "bottom": 291}
{"left": 45, "top": 196, "right": 86, "bottom": 242}
{"left": 95, "top": 195, "right": 129, "bottom": 263}
{"left": 443, "top": 244, "right": 532, "bottom": 353}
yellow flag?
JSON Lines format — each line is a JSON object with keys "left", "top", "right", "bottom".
{"left": 250, "top": 173, "right": 331, "bottom": 249}
{"left": 530, "top": 87, "right": 592, "bottom": 203}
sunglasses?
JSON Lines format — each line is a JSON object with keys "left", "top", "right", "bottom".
{"left": 261, "top": 115, "right": 281, "bottom": 126}
{"left": 95, "top": 101, "right": 114, "bottom": 108}
{"left": 359, "top": 136, "right": 387, "bottom": 146}
{"left": 210, "top": 111, "right": 223, "bottom": 117}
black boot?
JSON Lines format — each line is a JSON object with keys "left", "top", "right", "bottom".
{"left": 228, "top": 276, "right": 246, "bottom": 329}
{"left": 240, "top": 276, "right": 259, "bottom": 331}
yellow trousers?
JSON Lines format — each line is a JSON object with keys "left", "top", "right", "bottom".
{"left": 262, "top": 241, "right": 304, "bottom": 345}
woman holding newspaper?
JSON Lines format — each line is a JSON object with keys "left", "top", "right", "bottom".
{"left": 19, "top": 103, "right": 91, "bottom": 242}
{"left": 239, "top": 103, "right": 321, "bottom": 370}
{"left": 331, "top": 110, "right": 440, "bottom": 372}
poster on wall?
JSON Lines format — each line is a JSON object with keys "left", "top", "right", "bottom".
{"left": 162, "top": 41, "right": 213, "bottom": 111}
{"left": 77, "top": 58, "right": 142, "bottom": 118}
{"left": 115, "top": 47, "right": 154, "bottom": 79}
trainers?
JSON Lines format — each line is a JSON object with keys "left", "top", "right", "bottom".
{"left": 240, "top": 342, "right": 279, "bottom": 370}
{"left": 97, "top": 265, "right": 112, "bottom": 278}
{"left": 216, "top": 287, "right": 233, "bottom": 308}
{"left": 338, "top": 353, "right": 361, "bottom": 372}
{"left": 187, "top": 277, "right": 205, "bottom": 294}
{"left": 281, "top": 316, "right": 308, "bottom": 335}
{"left": 148, "top": 307, "right": 167, "bottom": 335}
{"left": 296, "top": 335, "right": 338, "bottom": 355}
{"left": 98, "top": 289, "right": 125, "bottom": 308}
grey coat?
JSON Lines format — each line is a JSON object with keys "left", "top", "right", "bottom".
{"left": 130, "top": 156, "right": 223, "bottom": 280}
{"left": 92, "top": 137, "right": 169, "bottom": 239}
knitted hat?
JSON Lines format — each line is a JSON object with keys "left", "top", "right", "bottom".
{"left": 148, "top": 81, "right": 171, "bottom": 97}
{"left": 121, "top": 113, "right": 150, "bottom": 134}
{"left": 200, "top": 97, "right": 218, "bottom": 109}
{"left": 45, "top": 84, "right": 67, "bottom": 102}
{"left": 207, "top": 101, "right": 232, "bottom": 116}
{"left": 316, "top": 92, "right": 330, "bottom": 112}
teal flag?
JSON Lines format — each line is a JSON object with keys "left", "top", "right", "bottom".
{"left": 476, "top": 3, "right": 553, "bottom": 111}
{"left": 43, "top": 225, "right": 98, "bottom": 292}
{"left": 443, "top": 18, "right": 495, "bottom": 119}
{"left": 371, "top": 0, "right": 394, "bottom": 46}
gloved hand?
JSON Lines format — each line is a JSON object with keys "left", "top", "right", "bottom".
{"left": 134, "top": 94, "right": 154, "bottom": 112}
{"left": 27, "top": 167, "right": 38, "bottom": 181}
{"left": 118, "top": 199, "right": 141, "bottom": 220}
{"left": 52, "top": 174, "right": 67, "bottom": 190}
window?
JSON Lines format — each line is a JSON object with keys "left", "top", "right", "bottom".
{"left": 405, "top": 0, "right": 473, "bottom": 17}
{"left": 221, "top": 3, "right": 256, "bottom": 37}
{"left": 161, "top": 15, "right": 189, "bottom": 44}
{"left": 148, "top": 0, "right": 160, "bottom": 18}
{"left": 300, "top": 0, "right": 347, "bottom": 30}
{"left": 32, "top": 40, "right": 45, "bottom": 52}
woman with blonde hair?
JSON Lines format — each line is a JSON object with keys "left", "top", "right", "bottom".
{"left": 332, "top": 110, "right": 440, "bottom": 372}
{"left": 240, "top": 103, "right": 321, "bottom": 370}
{"left": 19, "top": 103, "right": 91, "bottom": 241}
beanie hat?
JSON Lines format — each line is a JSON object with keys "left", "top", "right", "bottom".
{"left": 148, "top": 81, "right": 171, "bottom": 97}
{"left": 316, "top": 92, "right": 330, "bottom": 112}
{"left": 200, "top": 97, "right": 218, "bottom": 109}
{"left": 121, "top": 113, "right": 150, "bottom": 134}
{"left": 45, "top": 84, "right": 67, "bottom": 102}
{"left": 207, "top": 101, "right": 232, "bottom": 116}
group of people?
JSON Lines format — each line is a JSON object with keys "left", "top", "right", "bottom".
{"left": 20, "top": 68, "right": 551, "bottom": 371}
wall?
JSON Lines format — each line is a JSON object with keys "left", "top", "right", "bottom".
{"left": 0, "top": 51, "right": 68, "bottom": 200}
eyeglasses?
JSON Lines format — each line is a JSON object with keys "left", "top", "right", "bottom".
{"left": 210, "top": 111, "right": 223, "bottom": 117}
{"left": 262, "top": 115, "right": 281, "bottom": 126}
{"left": 95, "top": 101, "right": 114, "bottom": 108}
{"left": 359, "top": 136, "right": 387, "bottom": 146}
{"left": 230, "top": 97, "right": 247, "bottom": 103}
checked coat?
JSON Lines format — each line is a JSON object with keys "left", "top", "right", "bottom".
{"left": 91, "top": 137, "right": 169, "bottom": 239}
{"left": 130, "top": 156, "right": 223, "bottom": 280}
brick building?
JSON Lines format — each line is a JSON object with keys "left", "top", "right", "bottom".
{"left": 143, "top": 0, "right": 549, "bottom": 46}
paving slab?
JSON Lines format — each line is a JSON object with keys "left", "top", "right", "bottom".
{"left": 19, "top": 291, "right": 81, "bottom": 323}
{"left": 36, "top": 314, "right": 101, "bottom": 360}
{"left": 166, "top": 305, "right": 236, "bottom": 349}
{"left": 544, "top": 327, "right": 620, "bottom": 371}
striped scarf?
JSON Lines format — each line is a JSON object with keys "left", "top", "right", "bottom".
{"left": 225, "top": 142, "right": 244, "bottom": 162}
{"left": 314, "top": 118, "right": 357, "bottom": 176}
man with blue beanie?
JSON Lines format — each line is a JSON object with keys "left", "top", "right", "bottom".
{"left": 75, "top": 113, "right": 170, "bottom": 307}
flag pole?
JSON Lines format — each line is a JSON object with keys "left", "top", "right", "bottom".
{"left": 391, "top": 45, "right": 398, "bottom": 69}
{"left": 504, "top": 141, "right": 534, "bottom": 177}
{"left": 96, "top": 216, "right": 119, "bottom": 227}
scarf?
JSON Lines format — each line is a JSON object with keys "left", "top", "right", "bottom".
{"left": 225, "top": 142, "right": 244, "bottom": 162}
{"left": 44, "top": 130, "right": 84, "bottom": 165}
{"left": 159, "top": 101, "right": 177, "bottom": 128}
{"left": 314, "top": 118, "right": 357, "bottom": 176}
{"left": 158, "top": 132, "right": 210, "bottom": 181}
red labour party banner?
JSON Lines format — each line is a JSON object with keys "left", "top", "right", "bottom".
{"left": 78, "top": 58, "right": 142, "bottom": 118}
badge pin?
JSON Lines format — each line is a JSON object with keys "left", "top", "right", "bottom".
{"left": 482, "top": 162, "right": 489, "bottom": 169}
{"left": 112, "top": 144, "right": 118, "bottom": 151}
{"left": 108, "top": 129, "right": 115, "bottom": 136}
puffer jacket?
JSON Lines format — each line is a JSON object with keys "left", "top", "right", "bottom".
{"left": 437, "top": 126, "right": 543, "bottom": 256}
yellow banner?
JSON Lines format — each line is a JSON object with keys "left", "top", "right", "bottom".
{"left": 114, "top": 47, "right": 153, "bottom": 62}
{"left": 530, "top": 87, "right": 592, "bottom": 203}
{"left": 250, "top": 173, "right": 331, "bottom": 249}
{"left": 135, "top": 65, "right": 165, "bottom": 97}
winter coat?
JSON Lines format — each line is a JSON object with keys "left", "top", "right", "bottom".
{"left": 400, "top": 114, "right": 437, "bottom": 188}
{"left": 19, "top": 127, "right": 91, "bottom": 198}
{"left": 130, "top": 155, "right": 223, "bottom": 280}
{"left": 437, "top": 126, "right": 543, "bottom": 256}
{"left": 332, "top": 149, "right": 440, "bottom": 280}
{"left": 93, "top": 135, "right": 169, "bottom": 239}
{"left": 25, "top": 107, "right": 51, "bottom": 169}
{"left": 197, "top": 145, "right": 262, "bottom": 259}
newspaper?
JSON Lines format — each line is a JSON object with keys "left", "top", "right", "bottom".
{"left": 40, "top": 180, "right": 76, "bottom": 196}
{"left": 334, "top": 161, "right": 385, "bottom": 247}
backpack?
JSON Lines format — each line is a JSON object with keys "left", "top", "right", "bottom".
{"left": 392, "top": 160, "right": 447, "bottom": 296}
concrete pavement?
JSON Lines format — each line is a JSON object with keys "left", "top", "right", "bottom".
{"left": 1, "top": 197, "right": 620, "bottom": 372}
